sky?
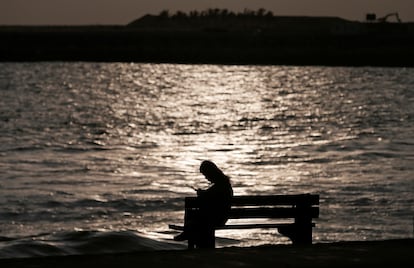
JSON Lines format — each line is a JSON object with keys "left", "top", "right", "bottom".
{"left": 1, "top": 0, "right": 413, "bottom": 25}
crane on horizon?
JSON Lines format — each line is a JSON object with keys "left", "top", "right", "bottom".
{"left": 366, "top": 12, "right": 402, "bottom": 23}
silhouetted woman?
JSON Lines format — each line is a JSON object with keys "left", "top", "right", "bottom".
{"left": 174, "top": 160, "right": 233, "bottom": 248}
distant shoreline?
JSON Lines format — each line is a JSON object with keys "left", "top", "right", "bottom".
{"left": 0, "top": 238, "right": 413, "bottom": 268}
{"left": 1, "top": 19, "right": 414, "bottom": 67}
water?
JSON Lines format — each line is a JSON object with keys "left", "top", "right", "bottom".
{"left": 0, "top": 62, "right": 413, "bottom": 258}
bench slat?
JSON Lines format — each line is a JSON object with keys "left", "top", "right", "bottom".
{"left": 217, "top": 223, "right": 316, "bottom": 229}
{"left": 228, "top": 207, "right": 319, "bottom": 219}
{"left": 185, "top": 194, "right": 319, "bottom": 208}
{"left": 231, "top": 194, "right": 319, "bottom": 206}
{"left": 169, "top": 223, "right": 316, "bottom": 231}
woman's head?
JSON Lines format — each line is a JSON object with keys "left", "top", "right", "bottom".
{"left": 200, "top": 160, "right": 229, "bottom": 183}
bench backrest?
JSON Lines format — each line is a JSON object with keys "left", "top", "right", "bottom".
{"left": 185, "top": 194, "right": 319, "bottom": 222}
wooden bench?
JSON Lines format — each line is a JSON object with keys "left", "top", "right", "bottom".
{"left": 169, "top": 193, "right": 319, "bottom": 249}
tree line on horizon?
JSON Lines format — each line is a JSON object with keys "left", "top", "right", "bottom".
{"left": 153, "top": 8, "right": 275, "bottom": 20}
{"left": 128, "top": 7, "right": 351, "bottom": 32}
{"left": 128, "top": 8, "right": 282, "bottom": 28}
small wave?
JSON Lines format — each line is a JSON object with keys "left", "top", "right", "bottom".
{"left": 0, "top": 240, "right": 67, "bottom": 258}
{"left": 0, "top": 237, "right": 15, "bottom": 242}
{"left": 0, "top": 230, "right": 185, "bottom": 259}
{"left": 65, "top": 230, "right": 184, "bottom": 254}
{"left": 303, "top": 158, "right": 333, "bottom": 164}
{"left": 68, "top": 198, "right": 177, "bottom": 212}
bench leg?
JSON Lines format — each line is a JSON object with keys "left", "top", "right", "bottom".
{"left": 188, "top": 228, "right": 215, "bottom": 249}
{"left": 188, "top": 239, "right": 195, "bottom": 249}
{"left": 278, "top": 224, "right": 312, "bottom": 245}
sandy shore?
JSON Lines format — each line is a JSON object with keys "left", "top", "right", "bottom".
{"left": 0, "top": 238, "right": 412, "bottom": 268}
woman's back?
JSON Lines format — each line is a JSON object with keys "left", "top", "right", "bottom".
{"left": 197, "top": 161, "right": 233, "bottom": 226}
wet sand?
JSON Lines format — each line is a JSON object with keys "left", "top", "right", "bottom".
{"left": 1, "top": 238, "right": 412, "bottom": 268}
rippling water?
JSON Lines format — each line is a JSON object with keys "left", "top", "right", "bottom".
{"left": 0, "top": 63, "right": 413, "bottom": 258}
